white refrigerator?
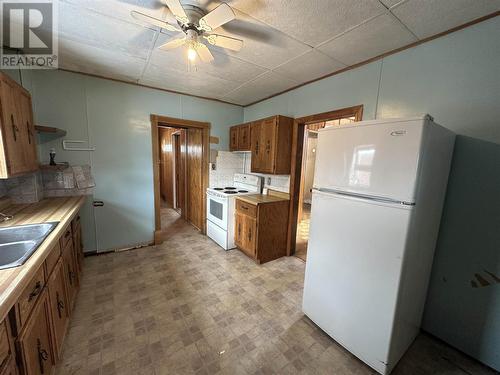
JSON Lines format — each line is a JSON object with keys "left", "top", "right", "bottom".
{"left": 302, "top": 115, "right": 455, "bottom": 374}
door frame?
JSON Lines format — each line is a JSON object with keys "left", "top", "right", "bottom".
{"left": 151, "top": 115, "right": 210, "bottom": 244}
{"left": 287, "top": 105, "right": 364, "bottom": 256}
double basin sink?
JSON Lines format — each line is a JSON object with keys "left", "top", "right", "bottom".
{"left": 0, "top": 222, "right": 59, "bottom": 270}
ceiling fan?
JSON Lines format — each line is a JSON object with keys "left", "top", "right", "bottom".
{"left": 131, "top": 0, "right": 243, "bottom": 63}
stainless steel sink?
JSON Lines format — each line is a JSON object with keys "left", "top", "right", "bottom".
{"left": 0, "top": 222, "right": 59, "bottom": 270}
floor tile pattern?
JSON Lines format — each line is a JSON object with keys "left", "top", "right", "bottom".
{"left": 56, "top": 212, "right": 496, "bottom": 374}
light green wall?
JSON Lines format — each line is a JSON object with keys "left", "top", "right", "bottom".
{"left": 28, "top": 70, "right": 243, "bottom": 252}
{"left": 244, "top": 16, "right": 500, "bottom": 371}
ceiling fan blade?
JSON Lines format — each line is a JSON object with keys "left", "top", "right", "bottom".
{"left": 130, "top": 10, "right": 180, "bottom": 32}
{"left": 204, "top": 34, "right": 243, "bottom": 51}
{"left": 196, "top": 43, "right": 215, "bottom": 63}
{"left": 199, "top": 3, "right": 235, "bottom": 32}
{"left": 163, "top": 0, "right": 188, "bottom": 23}
{"left": 158, "top": 35, "right": 186, "bottom": 51}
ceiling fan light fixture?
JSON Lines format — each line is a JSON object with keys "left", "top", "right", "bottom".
{"left": 187, "top": 46, "right": 197, "bottom": 62}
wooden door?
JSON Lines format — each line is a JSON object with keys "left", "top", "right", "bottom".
{"left": 229, "top": 127, "right": 238, "bottom": 151}
{"left": 259, "top": 117, "right": 277, "bottom": 173}
{"left": 0, "top": 76, "right": 28, "bottom": 176}
{"left": 238, "top": 124, "right": 250, "bottom": 151}
{"left": 62, "top": 242, "right": 78, "bottom": 312}
{"left": 17, "top": 292, "right": 54, "bottom": 375}
{"left": 47, "top": 260, "right": 69, "bottom": 360}
{"left": 16, "top": 88, "right": 38, "bottom": 171}
{"left": 250, "top": 121, "right": 262, "bottom": 171}
{"left": 186, "top": 128, "right": 204, "bottom": 230}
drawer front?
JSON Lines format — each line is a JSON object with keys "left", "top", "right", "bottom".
{"left": 44, "top": 242, "right": 61, "bottom": 278}
{"left": 236, "top": 200, "right": 257, "bottom": 217}
{"left": 17, "top": 266, "right": 45, "bottom": 329}
{"left": 59, "top": 225, "right": 72, "bottom": 250}
{"left": 0, "top": 321, "right": 11, "bottom": 372}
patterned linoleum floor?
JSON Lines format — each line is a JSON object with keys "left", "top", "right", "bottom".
{"left": 56, "top": 221, "right": 496, "bottom": 375}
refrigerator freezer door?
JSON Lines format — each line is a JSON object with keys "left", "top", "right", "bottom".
{"left": 314, "top": 119, "right": 425, "bottom": 203}
{"left": 302, "top": 190, "right": 412, "bottom": 374}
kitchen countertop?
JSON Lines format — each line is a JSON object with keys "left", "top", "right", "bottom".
{"left": 236, "top": 194, "right": 289, "bottom": 205}
{"left": 0, "top": 196, "right": 85, "bottom": 321}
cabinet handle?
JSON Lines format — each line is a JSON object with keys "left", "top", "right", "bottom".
{"left": 37, "top": 338, "right": 49, "bottom": 374}
{"left": 255, "top": 140, "right": 259, "bottom": 155}
{"left": 248, "top": 228, "right": 252, "bottom": 242}
{"left": 56, "top": 291, "right": 65, "bottom": 318}
{"left": 26, "top": 121, "right": 32, "bottom": 144}
{"left": 28, "top": 281, "right": 42, "bottom": 302}
{"left": 266, "top": 140, "right": 271, "bottom": 154}
{"left": 11, "top": 114, "right": 19, "bottom": 141}
{"left": 238, "top": 223, "right": 241, "bottom": 237}
{"left": 64, "top": 230, "right": 71, "bottom": 239}
{"left": 68, "top": 270, "right": 74, "bottom": 285}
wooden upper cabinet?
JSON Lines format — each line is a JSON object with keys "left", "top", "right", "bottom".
{"left": 229, "top": 123, "right": 251, "bottom": 152}
{"left": 250, "top": 115, "right": 293, "bottom": 175}
{"left": 229, "top": 126, "right": 238, "bottom": 151}
{"left": 0, "top": 73, "right": 38, "bottom": 178}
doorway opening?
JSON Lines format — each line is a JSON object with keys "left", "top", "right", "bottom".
{"left": 151, "top": 115, "right": 210, "bottom": 244}
{"left": 289, "top": 106, "right": 364, "bottom": 261}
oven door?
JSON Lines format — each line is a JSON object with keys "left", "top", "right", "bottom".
{"left": 206, "top": 193, "right": 228, "bottom": 229}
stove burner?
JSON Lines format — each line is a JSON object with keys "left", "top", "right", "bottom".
{"left": 213, "top": 188, "right": 224, "bottom": 191}
{"left": 238, "top": 190, "right": 248, "bottom": 193}
{"left": 224, "top": 187, "right": 237, "bottom": 190}
{"left": 224, "top": 191, "right": 238, "bottom": 194}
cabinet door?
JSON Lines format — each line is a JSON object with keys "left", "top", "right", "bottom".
{"left": 16, "top": 88, "right": 38, "bottom": 171}
{"left": 234, "top": 212, "right": 244, "bottom": 248}
{"left": 229, "top": 127, "right": 238, "bottom": 151}
{"left": 250, "top": 121, "right": 262, "bottom": 171}
{"left": 0, "top": 76, "right": 28, "bottom": 176}
{"left": 243, "top": 216, "right": 257, "bottom": 257}
{"left": 258, "top": 117, "right": 277, "bottom": 173}
{"left": 62, "top": 242, "right": 78, "bottom": 312}
{"left": 0, "top": 356, "right": 18, "bottom": 375}
{"left": 17, "top": 292, "right": 54, "bottom": 375}
{"left": 237, "top": 124, "right": 250, "bottom": 151}
{"left": 47, "top": 260, "right": 69, "bottom": 360}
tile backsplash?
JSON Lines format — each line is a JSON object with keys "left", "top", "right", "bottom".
{"left": 210, "top": 151, "right": 290, "bottom": 193}
{"left": 209, "top": 151, "right": 245, "bottom": 187}
{"left": 0, "top": 165, "right": 95, "bottom": 203}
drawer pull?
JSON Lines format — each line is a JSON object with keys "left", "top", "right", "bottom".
{"left": 68, "top": 270, "right": 75, "bottom": 285}
{"left": 37, "top": 339, "right": 49, "bottom": 374}
{"left": 56, "top": 292, "right": 65, "bottom": 318}
{"left": 28, "top": 281, "right": 42, "bottom": 302}
{"left": 64, "top": 230, "right": 71, "bottom": 238}
{"left": 241, "top": 205, "right": 248, "bottom": 210}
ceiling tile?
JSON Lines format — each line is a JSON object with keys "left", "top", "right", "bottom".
{"left": 274, "top": 50, "right": 346, "bottom": 83}
{"left": 222, "top": 71, "right": 298, "bottom": 105}
{"left": 60, "top": 0, "right": 171, "bottom": 28}
{"left": 58, "top": 2, "right": 157, "bottom": 59}
{"left": 208, "top": 9, "right": 311, "bottom": 69}
{"left": 150, "top": 34, "right": 267, "bottom": 84}
{"left": 231, "top": 0, "right": 387, "bottom": 46}
{"left": 318, "top": 13, "right": 417, "bottom": 66}
{"left": 59, "top": 37, "right": 147, "bottom": 82}
{"left": 391, "top": 0, "right": 500, "bottom": 39}
{"left": 140, "top": 63, "right": 241, "bottom": 99}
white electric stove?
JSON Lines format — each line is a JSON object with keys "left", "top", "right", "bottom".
{"left": 206, "top": 173, "right": 262, "bottom": 250}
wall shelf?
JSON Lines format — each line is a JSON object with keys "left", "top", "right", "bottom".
{"left": 35, "top": 125, "right": 67, "bottom": 143}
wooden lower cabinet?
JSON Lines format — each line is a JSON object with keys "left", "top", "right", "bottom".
{"left": 234, "top": 197, "right": 289, "bottom": 264}
{"left": 17, "top": 291, "right": 54, "bottom": 375}
{"left": 0, "top": 320, "right": 16, "bottom": 375}
{"left": 46, "top": 260, "right": 69, "bottom": 360}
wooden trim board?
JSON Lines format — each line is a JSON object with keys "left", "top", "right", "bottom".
{"left": 151, "top": 115, "right": 210, "bottom": 244}
{"left": 287, "top": 105, "right": 364, "bottom": 256}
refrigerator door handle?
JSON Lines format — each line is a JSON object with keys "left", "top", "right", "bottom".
{"left": 315, "top": 188, "right": 416, "bottom": 206}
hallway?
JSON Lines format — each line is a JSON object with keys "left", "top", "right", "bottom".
{"left": 54, "top": 224, "right": 495, "bottom": 374}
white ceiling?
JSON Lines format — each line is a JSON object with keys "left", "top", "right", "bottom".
{"left": 54, "top": 0, "right": 500, "bottom": 105}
